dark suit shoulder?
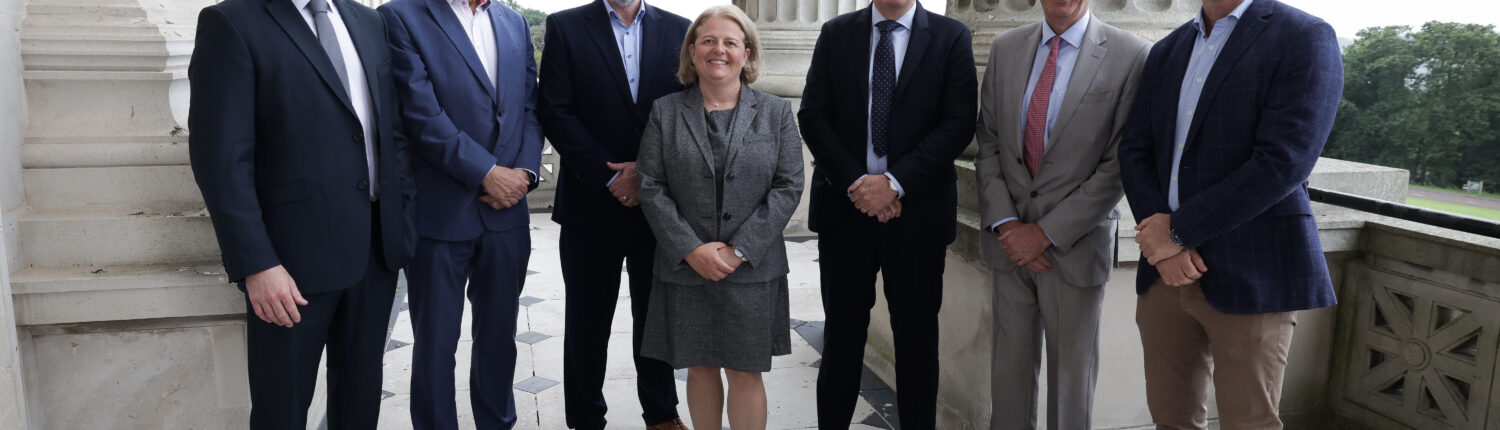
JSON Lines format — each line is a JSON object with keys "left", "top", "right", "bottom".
{"left": 920, "top": 8, "right": 969, "bottom": 36}
{"left": 375, "top": 0, "right": 423, "bottom": 15}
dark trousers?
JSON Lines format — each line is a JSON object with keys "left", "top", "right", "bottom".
{"left": 815, "top": 219, "right": 946, "bottom": 430}
{"left": 246, "top": 218, "right": 398, "bottom": 430}
{"left": 407, "top": 228, "right": 531, "bottom": 430}
{"left": 560, "top": 221, "right": 680, "bottom": 429}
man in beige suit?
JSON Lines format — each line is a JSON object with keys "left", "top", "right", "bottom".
{"left": 974, "top": 0, "right": 1148, "bottom": 428}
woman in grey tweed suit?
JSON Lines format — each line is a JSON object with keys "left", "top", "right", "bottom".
{"left": 636, "top": 5, "right": 804, "bottom": 430}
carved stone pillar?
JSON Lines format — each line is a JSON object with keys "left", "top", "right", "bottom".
{"left": 737, "top": 0, "right": 864, "bottom": 98}
{"left": 13, "top": 0, "right": 251, "bottom": 427}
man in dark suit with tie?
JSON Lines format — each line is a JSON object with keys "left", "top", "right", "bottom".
{"left": 1118, "top": 0, "right": 1342, "bottom": 427}
{"left": 537, "top": 1, "right": 691, "bottom": 429}
{"left": 798, "top": 0, "right": 976, "bottom": 427}
{"left": 378, "top": 0, "right": 543, "bottom": 427}
{"left": 188, "top": 0, "right": 416, "bottom": 426}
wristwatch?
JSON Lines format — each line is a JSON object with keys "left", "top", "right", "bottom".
{"left": 733, "top": 247, "right": 746, "bottom": 262}
{"left": 1168, "top": 229, "right": 1184, "bottom": 247}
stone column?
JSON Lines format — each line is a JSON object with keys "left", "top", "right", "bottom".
{"left": 12, "top": 0, "right": 250, "bottom": 427}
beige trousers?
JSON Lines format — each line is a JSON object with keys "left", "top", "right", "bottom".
{"left": 1135, "top": 279, "right": 1297, "bottom": 430}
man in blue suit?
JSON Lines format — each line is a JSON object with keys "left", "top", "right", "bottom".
{"left": 378, "top": 0, "right": 543, "bottom": 427}
{"left": 537, "top": 1, "right": 690, "bottom": 429}
{"left": 188, "top": 0, "right": 417, "bottom": 426}
{"left": 1118, "top": 0, "right": 1342, "bottom": 428}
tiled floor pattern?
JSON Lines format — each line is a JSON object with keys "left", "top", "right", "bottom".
{"left": 373, "top": 213, "right": 900, "bottom": 429}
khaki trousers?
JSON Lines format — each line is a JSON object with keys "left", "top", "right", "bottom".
{"left": 1135, "top": 280, "right": 1297, "bottom": 430}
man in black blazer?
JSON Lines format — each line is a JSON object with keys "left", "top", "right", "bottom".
{"left": 537, "top": 1, "right": 690, "bottom": 429}
{"left": 188, "top": 0, "right": 415, "bottom": 427}
{"left": 798, "top": 0, "right": 976, "bottom": 428}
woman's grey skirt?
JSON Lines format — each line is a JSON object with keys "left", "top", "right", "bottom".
{"left": 640, "top": 276, "right": 792, "bottom": 373}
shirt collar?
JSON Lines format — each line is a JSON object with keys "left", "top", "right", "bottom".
{"left": 1041, "top": 11, "right": 1091, "bottom": 49}
{"left": 292, "top": 0, "right": 340, "bottom": 15}
{"left": 606, "top": 0, "right": 649, "bottom": 27}
{"left": 1192, "top": 0, "right": 1252, "bottom": 37}
{"left": 450, "top": 0, "right": 491, "bottom": 12}
{"left": 870, "top": 2, "right": 916, "bottom": 31}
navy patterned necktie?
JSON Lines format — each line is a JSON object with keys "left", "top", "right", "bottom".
{"left": 871, "top": 20, "right": 900, "bottom": 157}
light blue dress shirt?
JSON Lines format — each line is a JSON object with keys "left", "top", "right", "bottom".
{"left": 989, "top": 13, "right": 1091, "bottom": 239}
{"left": 605, "top": 1, "right": 647, "bottom": 187}
{"left": 607, "top": 0, "right": 645, "bottom": 102}
{"left": 1169, "top": 0, "right": 1254, "bottom": 210}
{"left": 860, "top": 4, "right": 917, "bottom": 197}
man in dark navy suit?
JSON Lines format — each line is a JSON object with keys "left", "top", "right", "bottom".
{"left": 188, "top": 0, "right": 416, "bottom": 426}
{"left": 378, "top": 0, "right": 543, "bottom": 427}
{"left": 1118, "top": 0, "right": 1342, "bottom": 428}
{"left": 798, "top": 0, "right": 976, "bottom": 428}
{"left": 537, "top": 1, "right": 690, "bottom": 429}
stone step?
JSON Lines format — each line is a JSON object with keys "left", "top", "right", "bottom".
{"left": 18, "top": 203, "right": 219, "bottom": 267}
{"left": 21, "top": 141, "right": 189, "bottom": 168}
{"left": 10, "top": 263, "right": 241, "bottom": 326}
{"left": 955, "top": 157, "right": 980, "bottom": 213}
{"left": 24, "top": 165, "right": 202, "bottom": 209}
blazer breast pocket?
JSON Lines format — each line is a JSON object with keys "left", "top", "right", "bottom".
{"left": 1080, "top": 89, "right": 1114, "bottom": 104}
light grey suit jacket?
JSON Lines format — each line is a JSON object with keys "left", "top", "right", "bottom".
{"left": 638, "top": 85, "right": 805, "bottom": 285}
{"left": 975, "top": 18, "right": 1149, "bottom": 287}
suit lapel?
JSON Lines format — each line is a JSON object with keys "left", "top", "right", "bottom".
{"left": 585, "top": 0, "right": 637, "bottom": 108}
{"left": 890, "top": 4, "right": 928, "bottom": 105}
{"left": 1158, "top": 29, "right": 1194, "bottom": 154}
{"left": 678, "top": 87, "right": 716, "bottom": 172}
{"left": 1184, "top": 0, "right": 1273, "bottom": 148}
{"left": 487, "top": 4, "right": 511, "bottom": 103}
{"left": 1009, "top": 23, "right": 1043, "bottom": 156}
{"left": 424, "top": 0, "right": 497, "bottom": 98}
{"left": 1045, "top": 20, "right": 1107, "bottom": 155}
{"left": 265, "top": 0, "right": 355, "bottom": 116}
{"left": 636, "top": 9, "right": 670, "bottom": 116}
{"left": 339, "top": 0, "right": 382, "bottom": 118}
{"left": 724, "top": 85, "right": 758, "bottom": 171}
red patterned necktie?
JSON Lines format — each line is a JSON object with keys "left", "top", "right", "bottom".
{"left": 1024, "top": 36, "right": 1061, "bottom": 178}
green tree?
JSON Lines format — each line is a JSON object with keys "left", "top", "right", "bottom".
{"left": 1326, "top": 23, "right": 1500, "bottom": 187}
{"left": 503, "top": 0, "right": 546, "bottom": 64}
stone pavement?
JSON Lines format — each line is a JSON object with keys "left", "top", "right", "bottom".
{"left": 375, "top": 213, "right": 901, "bottom": 429}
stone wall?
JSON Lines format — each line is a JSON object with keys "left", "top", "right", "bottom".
{"left": 0, "top": 0, "right": 27, "bottom": 425}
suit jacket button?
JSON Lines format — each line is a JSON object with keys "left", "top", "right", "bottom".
{"left": 353, "top": 132, "right": 364, "bottom": 142}
{"left": 1030, "top": 191, "right": 1038, "bottom": 198}
{"left": 726, "top": 173, "right": 735, "bottom": 182}
{"left": 1016, "top": 158, "right": 1023, "bottom": 165}
{"left": 358, "top": 180, "right": 370, "bottom": 190}
{"left": 722, "top": 213, "right": 731, "bottom": 220}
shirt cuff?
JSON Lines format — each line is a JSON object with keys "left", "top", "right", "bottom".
{"left": 606, "top": 170, "right": 621, "bottom": 187}
{"left": 989, "top": 217, "right": 1018, "bottom": 233}
{"left": 520, "top": 168, "right": 538, "bottom": 185}
{"left": 883, "top": 172, "right": 905, "bottom": 198}
{"left": 846, "top": 174, "right": 870, "bottom": 197}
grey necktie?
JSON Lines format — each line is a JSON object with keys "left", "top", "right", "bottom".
{"left": 306, "top": 0, "right": 349, "bottom": 91}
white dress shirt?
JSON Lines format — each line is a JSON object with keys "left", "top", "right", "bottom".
{"left": 292, "top": 0, "right": 378, "bottom": 199}
{"left": 861, "top": 4, "right": 917, "bottom": 197}
{"left": 448, "top": 0, "right": 498, "bottom": 88}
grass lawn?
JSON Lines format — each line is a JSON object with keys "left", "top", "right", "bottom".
{"left": 1406, "top": 197, "right": 1500, "bottom": 221}
{"left": 1410, "top": 183, "right": 1500, "bottom": 200}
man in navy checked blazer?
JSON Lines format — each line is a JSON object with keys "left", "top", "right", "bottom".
{"left": 1117, "top": 0, "right": 1342, "bottom": 427}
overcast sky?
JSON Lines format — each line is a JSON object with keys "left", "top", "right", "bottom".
{"left": 514, "top": 0, "right": 1500, "bottom": 41}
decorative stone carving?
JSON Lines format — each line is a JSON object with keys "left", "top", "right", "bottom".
{"left": 1341, "top": 263, "right": 1499, "bottom": 429}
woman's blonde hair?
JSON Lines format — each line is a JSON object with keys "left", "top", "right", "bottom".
{"left": 677, "top": 5, "right": 762, "bottom": 85}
